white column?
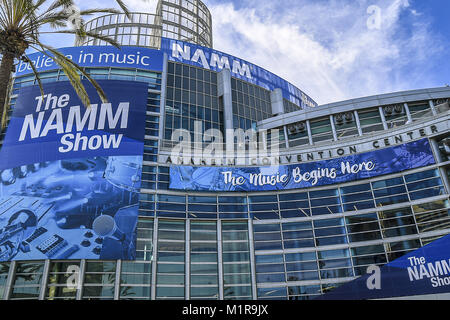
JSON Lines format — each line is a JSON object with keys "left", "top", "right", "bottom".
{"left": 38, "top": 260, "right": 50, "bottom": 300}
{"left": 306, "top": 120, "right": 313, "bottom": 145}
{"left": 247, "top": 220, "right": 257, "bottom": 300}
{"left": 217, "top": 221, "right": 224, "bottom": 300}
{"left": 76, "top": 260, "right": 86, "bottom": 300}
{"left": 151, "top": 218, "right": 159, "bottom": 300}
{"left": 330, "top": 115, "right": 338, "bottom": 141}
{"left": 185, "top": 220, "right": 190, "bottom": 300}
{"left": 270, "top": 88, "right": 284, "bottom": 116}
{"left": 218, "top": 69, "right": 234, "bottom": 138}
{"left": 354, "top": 111, "right": 363, "bottom": 136}
{"left": 379, "top": 106, "right": 388, "bottom": 130}
{"left": 114, "top": 260, "right": 122, "bottom": 300}
{"left": 429, "top": 100, "right": 438, "bottom": 116}
{"left": 3, "top": 261, "right": 16, "bottom": 300}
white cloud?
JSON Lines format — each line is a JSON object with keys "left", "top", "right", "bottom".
{"left": 206, "top": 0, "right": 441, "bottom": 105}
{"left": 121, "top": 0, "right": 158, "bottom": 13}
{"left": 35, "top": 0, "right": 442, "bottom": 105}
{"left": 75, "top": 0, "right": 158, "bottom": 14}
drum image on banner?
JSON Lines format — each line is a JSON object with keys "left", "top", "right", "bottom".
{"left": 0, "top": 80, "right": 148, "bottom": 261}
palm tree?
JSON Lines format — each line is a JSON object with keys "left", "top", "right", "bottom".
{"left": 0, "top": 0, "right": 130, "bottom": 130}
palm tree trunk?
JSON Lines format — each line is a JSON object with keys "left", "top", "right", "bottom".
{"left": 0, "top": 52, "right": 14, "bottom": 130}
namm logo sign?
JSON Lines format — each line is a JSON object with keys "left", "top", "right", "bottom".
{"left": 171, "top": 42, "right": 253, "bottom": 80}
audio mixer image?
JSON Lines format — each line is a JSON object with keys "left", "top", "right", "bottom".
{"left": 0, "top": 156, "right": 142, "bottom": 261}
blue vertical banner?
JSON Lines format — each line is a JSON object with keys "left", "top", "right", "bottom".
{"left": 0, "top": 80, "right": 147, "bottom": 261}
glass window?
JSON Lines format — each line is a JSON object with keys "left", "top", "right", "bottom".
{"left": 258, "top": 287, "right": 287, "bottom": 300}
{"left": 256, "top": 273, "right": 285, "bottom": 283}
{"left": 341, "top": 183, "right": 371, "bottom": 194}
{"left": 287, "top": 271, "right": 319, "bottom": 282}
{"left": 279, "top": 192, "right": 308, "bottom": 201}
{"left": 316, "top": 235, "right": 348, "bottom": 246}
{"left": 405, "top": 170, "right": 440, "bottom": 183}
{"left": 11, "top": 262, "right": 45, "bottom": 300}
{"left": 285, "top": 252, "right": 316, "bottom": 262}
{"left": 347, "top": 213, "right": 379, "bottom": 226}
{"left": 283, "top": 239, "right": 315, "bottom": 249}
{"left": 222, "top": 221, "right": 252, "bottom": 299}
{"left": 254, "top": 241, "right": 283, "bottom": 251}
{"left": 0, "top": 263, "right": 10, "bottom": 299}
{"left": 282, "top": 221, "right": 313, "bottom": 231}
{"left": 373, "top": 185, "right": 407, "bottom": 198}
{"left": 318, "top": 249, "right": 350, "bottom": 260}
{"left": 314, "top": 226, "right": 346, "bottom": 237}
{"left": 384, "top": 105, "right": 407, "bottom": 128}
{"left": 358, "top": 108, "right": 384, "bottom": 133}
{"left": 288, "top": 285, "right": 321, "bottom": 300}
{"left": 283, "top": 230, "right": 314, "bottom": 240}
{"left": 310, "top": 117, "right": 333, "bottom": 144}
{"left": 46, "top": 261, "right": 81, "bottom": 300}
{"left": 253, "top": 224, "right": 281, "bottom": 233}
{"left": 335, "top": 113, "right": 359, "bottom": 139}
{"left": 190, "top": 221, "right": 218, "bottom": 299}
{"left": 314, "top": 218, "right": 344, "bottom": 228}
{"left": 83, "top": 261, "right": 116, "bottom": 300}
{"left": 409, "top": 103, "right": 432, "bottom": 120}
{"left": 372, "top": 177, "right": 404, "bottom": 189}
{"left": 156, "top": 220, "right": 185, "bottom": 299}
{"left": 286, "top": 261, "right": 317, "bottom": 272}
{"left": 255, "top": 255, "right": 284, "bottom": 264}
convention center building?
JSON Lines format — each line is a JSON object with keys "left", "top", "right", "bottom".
{"left": 0, "top": 0, "right": 449, "bottom": 300}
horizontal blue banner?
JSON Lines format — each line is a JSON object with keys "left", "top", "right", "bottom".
{"left": 16, "top": 45, "right": 164, "bottom": 76}
{"left": 169, "top": 139, "right": 436, "bottom": 192}
{"left": 17, "top": 40, "right": 317, "bottom": 109}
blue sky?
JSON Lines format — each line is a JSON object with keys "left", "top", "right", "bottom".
{"left": 42, "top": 0, "right": 449, "bottom": 105}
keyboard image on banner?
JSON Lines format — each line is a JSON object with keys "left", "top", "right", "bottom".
{"left": 0, "top": 156, "right": 141, "bottom": 261}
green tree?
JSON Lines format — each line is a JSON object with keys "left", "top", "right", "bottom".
{"left": 0, "top": 0, "right": 129, "bottom": 129}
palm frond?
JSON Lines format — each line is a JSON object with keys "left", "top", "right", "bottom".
{"left": 78, "top": 8, "right": 121, "bottom": 16}
{"left": 46, "top": 0, "right": 74, "bottom": 13}
{"left": 0, "top": 0, "right": 131, "bottom": 125}
{"left": 54, "top": 29, "right": 121, "bottom": 48}
{"left": 21, "top": 55, "right": 44, "bottom": 98}
{"left": 115, "top": 0, "right": 131, "bottom": 19}
{"left": 34, "top": 42, "right": 109, "bottom": 105}
{"left": 32, "top": 43, "right": 92, "bottom": 107}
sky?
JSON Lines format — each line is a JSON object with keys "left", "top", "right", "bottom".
{"left": 40, "top": 0, "right": 449, "bottom": 105}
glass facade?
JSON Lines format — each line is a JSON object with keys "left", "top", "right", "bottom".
{"left": 82, "top": 13, "right": 162, "bottom": 48}
{"left": 2, "top": 192, "right": 449, "bottom": 300}
{"left": 231, "top": 77, "right": 272, "bottom": 131}
{"left": 3, "top": 54, "right": 450, "bottom": 301}
{"left": 157, "top": 0, "right": 213, "bottom": 48}
{"left": 81, "top": 0, "right": 213, "bottom": 48}
{"left": 283, "top": 99, "right": 302, "bottom": 114}
{"left": 164, "top": 61, "right": 222, "bottom": 144}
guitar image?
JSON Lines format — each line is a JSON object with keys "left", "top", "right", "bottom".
{"left": 0, "top": 209, "right": 37, "bottom": 261}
